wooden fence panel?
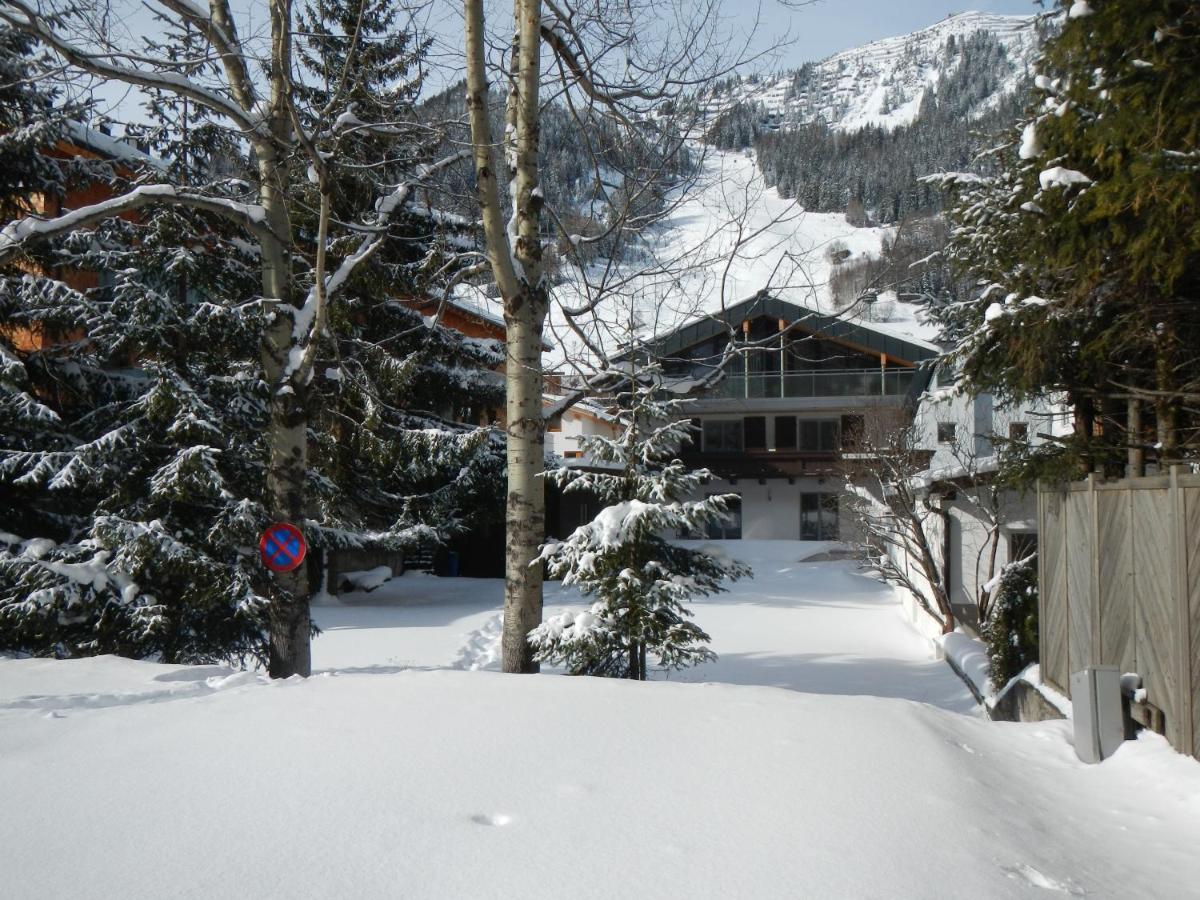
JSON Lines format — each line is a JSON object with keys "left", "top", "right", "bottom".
{"left": 1132, "top": 488, "right": 1180, "bottom": 748}
{"left": 1039, "top": 472, "right": 1200, "bottom": 761}
{"left": 1097, "top": 489, "right": 1135, "bottom": 673}
{"left": 1066, "top": 491, "right": 1096, "bottom": 672}
{"left": 1185, "top": 488, "right": 1200, "bottom": 758}
{"left": 1040, "top": 488, "right": 1069, "bottom": 691}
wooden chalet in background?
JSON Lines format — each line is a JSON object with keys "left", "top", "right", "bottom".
{"left": 647, "top": 293, "right": 939, "bottom": 541}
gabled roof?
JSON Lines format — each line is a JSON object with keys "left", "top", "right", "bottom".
{"left": 647, "top": 293, "right": 940, "bottom": 367}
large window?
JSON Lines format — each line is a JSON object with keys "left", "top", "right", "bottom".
{"left": 771, "top": 417, "right": 839, "bottom": 452}
{"left": 703, "top": 419, "right": 742, "bottom": 453}
{"left": 706, "top": 493, "right": 742, "bottom": 540}
{"left": 799, "top": 419, "right": 840, "bottom": 452}
{"left": 801, "top": 493, "right": 839, "bottom": 540}
{"left": 1009, "top": 531, "right": 1037, "bottom": 562}
{"left": 775, "top": 416, "right": 797, "bottom": 450}
{"left": 744, "top": 416, "right": 766, "bottom": 450}
{"left": 839, "top": 414, "right": 864, "bottom": 450}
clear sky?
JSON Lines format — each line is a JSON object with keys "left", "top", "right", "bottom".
{"left": 84, "top": 0, "right": 1047, "bottom": 125}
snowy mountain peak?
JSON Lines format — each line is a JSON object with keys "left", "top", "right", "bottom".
{"left": 706, "top": 10, "right": 1043, "bottom": 133}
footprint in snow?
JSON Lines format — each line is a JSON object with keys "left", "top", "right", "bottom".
{"left": 471, "top": 813, "right": 513, "bottom": 827}
{"left": 1001, "top": 863, "right": 1085, "bottom": 895}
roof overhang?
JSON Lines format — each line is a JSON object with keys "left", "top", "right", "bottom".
{"left": 641, "top": 293, "right": 940, "bottom": 368}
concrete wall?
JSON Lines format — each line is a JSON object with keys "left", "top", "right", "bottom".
{"left": 546, "top": 408, "right": 618, "bottom": 459}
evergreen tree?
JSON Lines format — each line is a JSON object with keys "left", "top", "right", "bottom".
{"left": 934, "top": 0, "right": 1200, "bottom": 474}
{"left": 292, "top": 0, "right": 507, "bottom": 571}
{"left": 982, "top": 554, "right": 1038, "bottom": 687}
{"left": 0, "top": 24, "right": 77, "bottom": 206}
{"left": 530, "top": 367, "right": 749, "bottom": 679}
{"left": 0, "top": 11, "right": 504, "bottom": 663}
{"left": 0, "top": 18, "right": 271, "bottom": 662}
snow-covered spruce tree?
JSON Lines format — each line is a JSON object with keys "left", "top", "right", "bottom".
{"left": 0, "top": 20, "right": 272, "bottom": 662}
{"left": 0, "top": 0, "right": 471, "bottom": 675}
{"left": 931, "top": 0, "right": 1200, "bottom": 476}
{"left": 530, "top": 372, "right": 749, "bottom": 680}
{"left": 293, "top": 0, "right": 506, "bottom": 575}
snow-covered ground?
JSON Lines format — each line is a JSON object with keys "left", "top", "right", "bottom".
{"left": 3, "top": 541, "right": 1199, "bottom": 898}
{"left": 313, "top": 542, "right": 974, "bottom": 712}
{"left": 556, "top": 149, "right": 940, "bottom": 354}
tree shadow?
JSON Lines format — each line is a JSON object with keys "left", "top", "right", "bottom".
{"left": 665, "top": 651, "right": 980, "bottom": 714}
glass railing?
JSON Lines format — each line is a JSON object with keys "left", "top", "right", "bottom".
{"left": 707, "top": 369, "right": 915, "bottom": 399}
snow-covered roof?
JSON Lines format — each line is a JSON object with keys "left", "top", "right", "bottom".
{"left": 645, "top": 293, "right": 941, "bottom": 366}
{"left": 63, "top": 121, "right": 166, "bottom": 172}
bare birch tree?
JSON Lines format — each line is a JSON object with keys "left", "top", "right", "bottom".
{"left": 461, "top": 0, "right": 805, "bottom": 671}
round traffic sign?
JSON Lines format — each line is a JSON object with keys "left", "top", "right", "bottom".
{"left": 259, "top": 522, "right": 307, "bottom": 573}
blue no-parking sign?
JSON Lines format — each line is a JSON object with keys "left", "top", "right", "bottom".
{"left": 259, "top": 523, "right": 307, "bottom": 573}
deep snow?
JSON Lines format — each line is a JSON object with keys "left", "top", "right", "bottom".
{"left": 3, "top": 541, "right": 1199, "bottom": 899}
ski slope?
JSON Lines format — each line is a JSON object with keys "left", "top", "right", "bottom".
{"left": 536, "top": 147, "right": 940, "bottom": 369}
{"left": 704, "top": 11, "right": 1041, "bottom": 133}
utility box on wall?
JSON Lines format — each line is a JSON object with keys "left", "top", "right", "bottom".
{"left": 1070, "top": 666, "right": 1125, "bottom": 763}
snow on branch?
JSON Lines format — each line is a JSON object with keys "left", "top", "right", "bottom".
{"left": 0, "top": 185, "right": 270, "bottom": 266}
{"left": 0, "top": 0, "right": 258, "bottom": 133}
{"left": 283, "top": 150, "right": 472, "bottom": 383}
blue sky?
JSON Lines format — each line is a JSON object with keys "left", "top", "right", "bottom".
{"left": 86, "top": 0, "right": 1046, "bottom": 124}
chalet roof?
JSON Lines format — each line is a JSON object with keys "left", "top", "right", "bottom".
{"left": 646, "top": 293, "right": 941, "bottom": 367}
{"left": 64, "top": 121, "right": 166, "bottom": 173}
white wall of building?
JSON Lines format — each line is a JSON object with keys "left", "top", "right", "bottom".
{"left": 545, "top": 406, "right": 619, "bottom": 459}
{"left": 698, "top": 476, "right": 853, "bottom": 541}
{"left": 915, "top": 371, "right": 1072, "bottom": 472}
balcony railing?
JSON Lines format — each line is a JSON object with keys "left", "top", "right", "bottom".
{"left": 707, "top": 369, "right": 915, "bottom": 399}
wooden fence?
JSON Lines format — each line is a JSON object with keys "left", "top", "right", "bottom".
{"left": 1038, "top": 470, "right": 1200, "bottom": 760}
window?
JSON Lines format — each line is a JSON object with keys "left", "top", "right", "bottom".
{"left": 705, "top": 493, "right": 742, "bottom": 540}
{"left": 774, "top": 416, "right": 797, "bottom": 450}
{"left": 1009, "top": 422, "right": 1029, "bottom": 442}
{"left": 937, "top": 422, "right": 957, "bottom": 444}
{"left": 839, "top": 414, "right": 864, "bottom": 450}
{"left": 702, "top": 419, "right": 742, "bottom": 453}
{"left": 744, "top": 416, "right": 767, "bottom": 450}
{"left": 1009, "top": 531, "right": 1037, "bottom": 563}
{"left": 801, "top": 493, "right": 839, "bottom": 540}
{"left": 799, "top": 419, "right": 840, "bottom": 452}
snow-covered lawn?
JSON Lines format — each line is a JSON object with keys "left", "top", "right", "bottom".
{"left": 312, "top": 541, "right": 975, "bottom": 712}
{"left": 3, "top": 542, "right": 1199, "bottom": 898}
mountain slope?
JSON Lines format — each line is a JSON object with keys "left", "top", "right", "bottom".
{"left": 704, "top": 11, "right": 1043, "bottom": 133}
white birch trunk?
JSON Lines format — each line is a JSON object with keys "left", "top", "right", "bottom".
{"left": 464, "top": 0, "right": 548, "bottom": 673}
